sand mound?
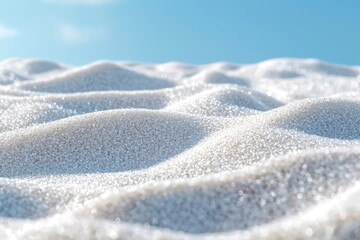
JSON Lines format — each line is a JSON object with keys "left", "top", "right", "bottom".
{"left": 21, "top": 60, "right": 65, "bottom": 75}
{"left": 195, "top": 70, "right": 248, "bottom": 86}
{"left": 79, "top": 149, "right": 360, "bottom": 234}
{"left": 266, "top": 99, "right": 360, "bottom": 139}
{"left": 246, "top": 58, "right": 359, "bottom": 79}
{"left": 17, "top": 61, "right": 175, "bottom": 93}
{"left": 0, "top": 110, "right": 215, "bottom": 177}
{"left": 166, "top": 86, "right": 282, "bottom": 117}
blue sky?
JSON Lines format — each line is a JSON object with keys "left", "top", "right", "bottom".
{"left": 0, "top": 0, "right": 359, "bottom": 65}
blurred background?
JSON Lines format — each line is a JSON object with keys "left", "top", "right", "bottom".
{"left": 0, "top": 0, "right": 359, "bottom": 65}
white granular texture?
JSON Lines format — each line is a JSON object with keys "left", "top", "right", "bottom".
{"left": 0, "top": 58, "right": 360, "bottom": 239}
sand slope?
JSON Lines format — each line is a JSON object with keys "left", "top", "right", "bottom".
{"left": 0, "top": 58, "right": 360, "bottom": 239}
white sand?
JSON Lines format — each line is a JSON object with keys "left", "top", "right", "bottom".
{"left": 0, "top": 58, "right": 360, "bottom": 239}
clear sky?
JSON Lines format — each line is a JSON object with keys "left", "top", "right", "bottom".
{"left": 0, "top": 0, "right": 359, "bottom": 65}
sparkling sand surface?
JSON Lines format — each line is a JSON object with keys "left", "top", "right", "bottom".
{"left": 1, "top": 58, "right": 360, "bottom": 239}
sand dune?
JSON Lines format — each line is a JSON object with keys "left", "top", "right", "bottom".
{"left": 1, "top": 58, "right": 360, "bottom": 239}
{"left": 17, "top": 61, "right": 175, "bottom": 92}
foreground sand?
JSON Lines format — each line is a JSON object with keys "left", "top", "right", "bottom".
{"left": 0, "top": 58, "right": 360, "bottom": 239}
